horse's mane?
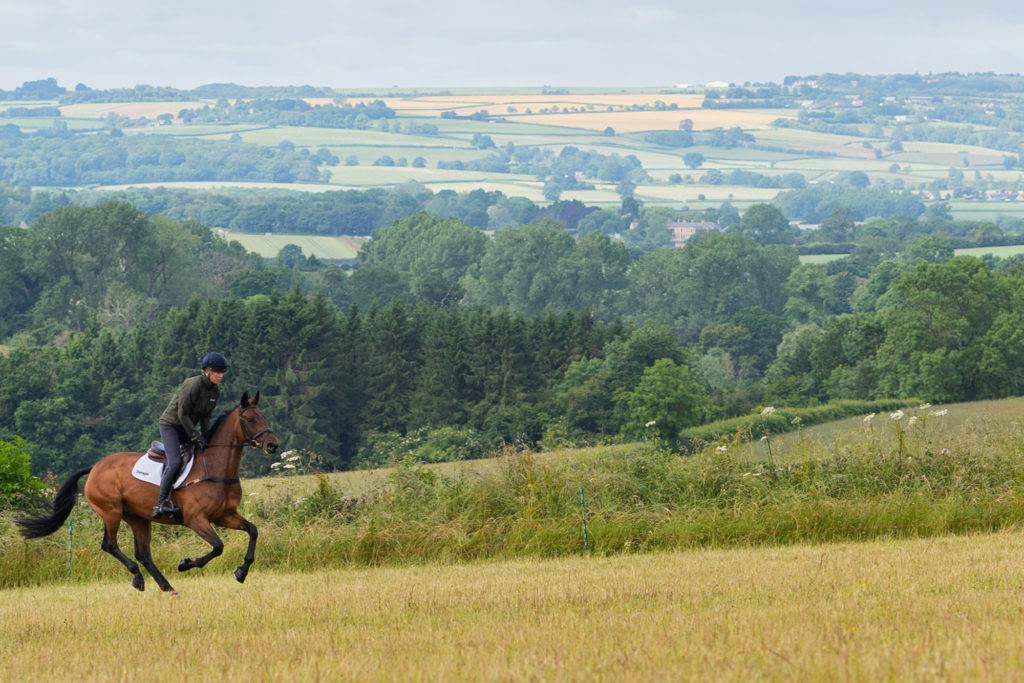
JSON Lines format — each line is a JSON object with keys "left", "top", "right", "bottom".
{"left": 203, "top": 409, "right": 235, "bottom": 440}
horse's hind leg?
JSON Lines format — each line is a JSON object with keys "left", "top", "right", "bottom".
{"left": 178, "top": 516, "right": 224, "bottom": 573}
{"left": 98, "top": 517, "right": 146, "bottom": 592}
{"left": 124, "top": 515, "right": 176, "bottom": 594}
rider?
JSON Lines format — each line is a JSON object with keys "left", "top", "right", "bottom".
{"left": 152, "top": 352, "right": 228, "bottom": 518}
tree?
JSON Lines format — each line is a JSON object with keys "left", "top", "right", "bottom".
{"left": 576, "top": 208, "right": 624, "bottom": 236}
{"left": 559, "top": 231, "right": 631, "bottom": 316}
{"left": 624, "top": 359, "right": 707, "bottom": 442}
{"left": 358, "top": 212, "right": 487, "bottom": 306}
{"left": 683, "top": 152, "right": 705, "bottom": 170}
{"left": 846, "top": 170, "right": 870, "bottom": 188}
{"left": 904, "top": 234, "right": 954, "bottom": 264}
{"left": 875, "top": 257, "right": 1008, "bottom": 401}
{"left": 0, "top": 437, "right": 45, "bottom": 507}
{"left": 462, "top": 219, "right": 576, "bottom": 314}
{"left": 542, "top": 178, "right": 564, "bottom": 201}
{"left": 277, "top": 244, "right": 307, "bottom": 269}
{"left": 814, "top": 207, "right": 855, "bottom": 243}
{"left": 733, "top": 203, "right": 794, "bottom": 245}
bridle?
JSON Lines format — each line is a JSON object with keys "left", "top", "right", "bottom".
{"left": 183, "top": 404, "right": 276, "bottom": 488}
{"left": 205, "top": 405, "right": 274, "bottom": 451}
{"left": 236, "top": 404, "right": 274, "bottom": 451}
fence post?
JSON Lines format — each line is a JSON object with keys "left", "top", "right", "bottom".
{"left": 579, "top": 488, "right": 589, "bottom": 554}
{"left": 67, "top": 520, "right": 73, "bottom": 581}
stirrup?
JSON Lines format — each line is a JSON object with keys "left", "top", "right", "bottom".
{"left": 152, "top": 500, "right": 180, "bottom": 519}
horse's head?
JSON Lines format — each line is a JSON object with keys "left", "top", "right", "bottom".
{"left": 236, "top": 391, "right": 279, "bottom": 456}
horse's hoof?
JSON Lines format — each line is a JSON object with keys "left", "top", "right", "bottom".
{"left": 178, "top": 558, "right": 192, "bottom": 572}
{"left": 165, "top": 590, "right": 180, "bottom": 598}
{"left": 132, "top": 574, "right": 145, "bottom": 592}
{"left": 234, "top": 566, "right": 248, "bottom": 583}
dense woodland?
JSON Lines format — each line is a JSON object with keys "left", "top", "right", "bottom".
{"left": 5, "top": 197, "right": 1024, "bottom": 478}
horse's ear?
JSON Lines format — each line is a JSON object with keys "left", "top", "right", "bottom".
{"left": 240, "top": 391, "right": 250, "bottom": 408}
{"left": 252, "top": 391, "right": 260, "bottom": 406}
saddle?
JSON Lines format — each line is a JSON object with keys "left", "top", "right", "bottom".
{"left": 131, "top": 441, "right": 197, "bottom": 490}
{"left": 145, "top": 440, "right": 194, "bottom": 465}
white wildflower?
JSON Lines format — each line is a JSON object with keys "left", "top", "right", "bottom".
{"left": 286, "top": 455, "right": 301, "bottom": 462}
{"left": 864, "top": 413, "right": 876, "bottom": 423}
{"left": 890, "top": 409, "right": 904, "bottom": 420}
{"left": 283, "top": 464, "right": 296, "bottom": 470}
{"left": 760, "top": 435, "right": 768, "bottom": 441}
{"left": 761, "top": 406, "right": 776, "bottom": 416}
{"left": 270, "top": 462, "right": 282, "bottom": 469}
{"left": 918, "top": 403, "right": 932, "bottom": 410}
{"left": 907, "top": 416, "right": 919, "bottom": 428}
{"left": 931, "top": 409, "right": 948, "bottom": 417}
{"left": 645, "top": 420, "right": 657, "bottom": 428}
{"left": 716, "top": 445, "right": 728, "bottom": 452}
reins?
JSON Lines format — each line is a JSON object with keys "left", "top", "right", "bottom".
{"left": 181, "top": 405, "right": 273, "bottom": 488}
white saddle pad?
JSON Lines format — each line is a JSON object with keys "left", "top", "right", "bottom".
{"left": 130, "top": 454, "right": 195, "bottom": 488}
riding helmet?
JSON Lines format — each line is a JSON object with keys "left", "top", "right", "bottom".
{"left": 201, "top": 351, "right": 229, "bottom": 372}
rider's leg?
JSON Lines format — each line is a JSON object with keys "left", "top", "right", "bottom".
{"left": 153, "top": 425, "right": 184, "bottom": 518}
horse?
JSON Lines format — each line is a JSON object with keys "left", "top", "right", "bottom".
{"left": 16, "top": 391, "right": 279, "bottom": 595}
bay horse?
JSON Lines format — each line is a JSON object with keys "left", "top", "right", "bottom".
{"left": 16, "top": 391, "right": 278, "bottom": 595}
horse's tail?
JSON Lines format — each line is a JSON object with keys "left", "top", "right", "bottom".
{"left": 15, "top": 467, "right": 92, "bottom": 539}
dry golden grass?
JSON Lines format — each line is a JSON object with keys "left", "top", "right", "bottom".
{"left": 5, "top": 530, "right": 1024, "bottom": 680}
{"left": 336, "top": 93, "right": 788, "bottom": 132}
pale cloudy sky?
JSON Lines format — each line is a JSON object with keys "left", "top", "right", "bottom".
{"left": 2, "top": 1, "right": 1022, "bottom": 91}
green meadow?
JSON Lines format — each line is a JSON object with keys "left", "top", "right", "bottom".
{"left": 217, "top": 232, "right": 365, "bottom": 260}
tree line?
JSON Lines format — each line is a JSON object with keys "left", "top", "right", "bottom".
{"left": 0, "top": 293, "right": 624, "bottom": 476}
{"left": 8, "top": 201, "right": 1024, "bottom": 478}
{"left": 0, "top": 128, "right": 332, "bottom": 187}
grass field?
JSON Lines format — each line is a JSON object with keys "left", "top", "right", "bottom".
{"left": 217, "top": 232, "right": 366, "bottom": 260}
{"left": 5, "top": 531, "right": 1024, "bottom": 680}
{"left": 6, "top": 398, "right": 1024, "bottom": 677}
{"left": 801, "top": 245, "right": 1024, "bottom": 264}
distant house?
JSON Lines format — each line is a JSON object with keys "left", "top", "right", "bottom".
{"left": 668, "top": 221, "right": 719, "bottom": 247}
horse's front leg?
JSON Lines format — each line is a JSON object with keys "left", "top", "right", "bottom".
{"left": 217, "top": 511, "right": 258, "bottom": 583}
{"left": 178, "top": 516, "right": 224, "bottom": 572}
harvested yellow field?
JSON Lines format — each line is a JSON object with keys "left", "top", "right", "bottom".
{"left": 5, "top": 531, "right": 1024, "bottom": 680}
{"left": 355, "top": 92, "right": 707, "bottom": 112}
{"left": 339, "top": 93, "right": 790, "bottom": 132}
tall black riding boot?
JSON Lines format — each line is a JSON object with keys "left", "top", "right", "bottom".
{"left": 152, "top": 465, "right": 179, "bottom": 518}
